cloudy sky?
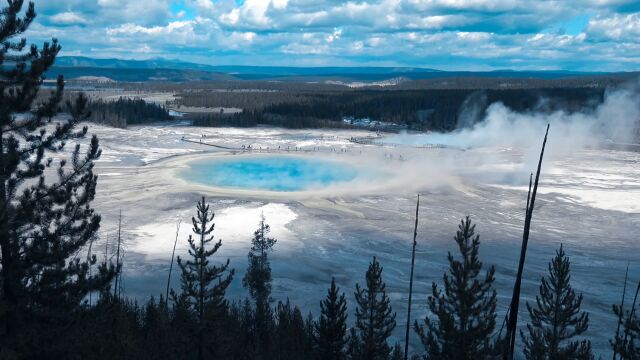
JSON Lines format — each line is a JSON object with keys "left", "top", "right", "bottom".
{"left": 28, "top": 0, "right": 640, "bottom": 71}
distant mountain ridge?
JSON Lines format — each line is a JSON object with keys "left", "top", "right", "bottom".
{"left": 55, "top": 56, "right": 442, "bottom": 74}
{"left": 51, "top": 56, "right": 620, "bottom": 83}
{"left": 55, "top": 56, "right": 219, "bottom": 71}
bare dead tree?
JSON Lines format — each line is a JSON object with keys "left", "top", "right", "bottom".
{"left": 613, "top": 264, "right": 630, "bottom": 360}
{"left": 86, "top": 236, "right": 96, "bottom": 306}
{"left": 497, "top": 173, "right": 532, "bottom": 344}
{"left": 114, "top": 210, "right": 123, "bottom": 299}
{"left": 621, "top": 281, "right": 640, "bottom": 354}
{"left": 166, "top": 220, "right": 182, "bottom": 301}
{"left": 104, "top": 233, "right": 109, "bottom": 264}
{"left": 504, "top": 124, "right": 550, "bottom": 359}
{"left": 404, "top": 194, "right": 420, "bottom": 360}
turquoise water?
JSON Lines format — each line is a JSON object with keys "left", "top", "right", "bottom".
{"left": 182, "top": 156, "right": 361, "bottom": 191}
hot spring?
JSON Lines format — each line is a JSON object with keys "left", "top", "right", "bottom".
{"left": 181, "top": 155, "right": 374, "bottom": 192}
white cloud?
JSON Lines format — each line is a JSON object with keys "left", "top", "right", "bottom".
{"left": 105, "top": 19, "right": 212, "bottom": 45}
{"left": 368, "top": 36, "right": 382, "bottom": 46}
{"left": 527, "top": 33, "right": 586, "bottom": 47}
{"left": 220, "top": 9, "right": 240, "bottom": 25}
{"left": 97, "top": 0, "right": 119, "bottom": 7}
{"left": 456, "top": 31, "right": 491, "bottom": 42}
{"left": 281, "top": 42, "right": 330, "bottom": 55}
{"left": 326, "top": 28, "right": 342, "bottom": 43}
{"left": 407, "top": 14, "right": 471, "bottom": 29}
{"left": 238, "top": 0, "right": 274, "bottom": 27}
{"left": 272, "top": 0, "right": 289, "bottom": 10}
{"left": 587, "top": 13, "right": 640, "bottom": 41}
{"left": 49, "top": 11, "right": 87, "bottom": 25}
{"left": 240, "top": 32, "right": 257, "bottom": 42}
{"left": 138, "top": 44, "right": 153, "bottom": 53}
{"left": 195, "top": 0, "right": 215, "bottom": 11}
{"left": 27, "top": 0, "right": 640, "bottom": 70}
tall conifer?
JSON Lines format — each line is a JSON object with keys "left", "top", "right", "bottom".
{"left": 0, "top": 0, "right": 114, "bottom": 354}
{"left": 316, "top": 277, "right": 349, "bottom": 360}
{"left": 521, "top": 245, "right": 593, "bottom": 360}
{"left": 414, "top": 217, "right": 497, "bottom": 359}
{"left": 354, "top": 256, "right": 396, "bottom": 360}
{"left": 243, "top": 213, "right": 277, "bottom": 356}
{"left": 172, "top": 196, "right": 234, "bottom": 360}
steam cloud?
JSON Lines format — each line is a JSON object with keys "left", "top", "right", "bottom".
{"left": 383, "top": 81, "right": 640, "bottom": 156}
{"left": 359, "top": 81, "right": 640, "bottom": 193}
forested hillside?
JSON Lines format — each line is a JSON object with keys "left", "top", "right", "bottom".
{"left": 187, "top": 88, "right": 605, "bottom": 131}
{"left": 87, "top": 97, "right": 173, "bottom": 128}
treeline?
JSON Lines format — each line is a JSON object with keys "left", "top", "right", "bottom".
{"left": 190, "top": 111, "right": 353, "bottom": 129}
{"left": 52, "top": 86, "right": 606, "bottom": 131}
{"left": 4, "top": 196, "right": 639, "bottom": 359}
{"left": 86, "top": 97, "right": 173, "bottom": 128}
{"left": 112, "top": 73, "right": 635, "bottom": 92}
{"left": 183, "top": 88, "right": 604, "bottom": 131}
{"left": 178, "top": 91, "right": 315, "bottom": 111}
{"left": 60, "top": 87, "right": 606, "bottom": 132}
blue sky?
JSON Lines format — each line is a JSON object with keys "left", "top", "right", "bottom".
{"left": 27, "top": 0, "right": 640, "bottom": 71}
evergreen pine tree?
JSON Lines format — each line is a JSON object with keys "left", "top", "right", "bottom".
{"left": 391, "top": 343, "right": 405, "bottom": 360}
{"left": 354, "top": 256, "right": 397, "bottom": 360}
{"left": 612, "top": 277, "right": 640, "bottom": 360}
{"left": 315, "top": 277, "right": 349, "bottom": 360}
{"left": 169, "top": 287, "right": 196, "bottom": 357}
{"left": 274, "top": 300, "right": 309, "bottom": 359}
{"left": 243, "top": 213, "right": 277, "bottom": 356}
{"left": 236, "top": 298, "right": 260, "bottom": 360}
{"left": 414, "top": 216, "right": 497, "bottom": 359}
{"left": 141, "top": 296, "right": 173, "bottom": 359}
{"left": 305, "top": 312, "right": 318, "bottom": 357}
{"left": 347, "top": 327, "right": 361, "bottom": 360}
{"left": 172, "top": 196, "right": 234, "bottom": 360}
{"left": 0, "top": 0, "right": 114, "bottom": 355}
{"left": 612, "top": 303, "right": 640, "bottom": 360}
{"left": 521, "top": 245, "right": 593, "bottom": 360}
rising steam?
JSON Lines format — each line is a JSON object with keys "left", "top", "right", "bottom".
{"left": 383, "top": 81, "right": 640, "bottom": 155}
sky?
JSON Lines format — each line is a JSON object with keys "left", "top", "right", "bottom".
{"left": 26, "top": 0, "right": 640, "bottom": 71}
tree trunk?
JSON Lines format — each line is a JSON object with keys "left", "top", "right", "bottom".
{"left": 198, "top": 197, "right": 205, "bottom": 360}
{"left": 505, "top": 124, "right": 549, "bottom": 359}
{"left": 404, "top": 195, "right": 419, "bottom": 360}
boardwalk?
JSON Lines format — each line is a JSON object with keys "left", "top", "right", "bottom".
{"left": 182, "top": 136, "right": 457, "bottom": 154}
{"left": 348, "top": 136, "right": 451, "bottom": 149}
{"left": 182, "top": 138, "right": 335, "bottom": 153}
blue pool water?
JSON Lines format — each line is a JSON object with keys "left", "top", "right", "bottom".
{"left": 182, "top": 156, "right": 362, "bottom": 191}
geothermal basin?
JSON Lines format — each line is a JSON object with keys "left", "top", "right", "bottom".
{"left": 89, "top": 124, "right": 639, "bottom": 357}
